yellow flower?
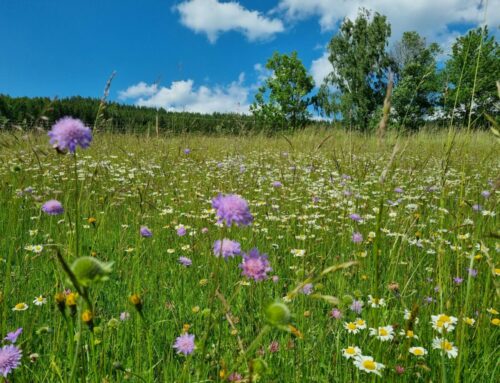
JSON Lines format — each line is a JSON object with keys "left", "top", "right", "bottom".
{"left": 463, "top": 317, "right": 475, "bottom": 326}
{"left": 66, "top": 293, "right": 78, "bottom": 307}
{"left": 491, "top": 318, "right": 500, "bottom": 326}
{"left": 12, "top": 302, "right": 28, "bottom": 311}
{"left": 487, "top": 308, "right": 499, "bottom": 315}
{"left": 182, "top": 323, "right": 191, "bottom": 333}
{"left": 81, "top": 310, "right": 93, "bottom": 323}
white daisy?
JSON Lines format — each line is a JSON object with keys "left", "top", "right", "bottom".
{"left": 353, "top": 355, "right": 385, "bottom": 376}
{"left": 369, "top": 325, "right": 394, "bottom": 341}
{"left": 432, "top": 337, "right": 458, "bottom": 358}
{"left": 342, "top": 346, "right": 361, "bottom": 359}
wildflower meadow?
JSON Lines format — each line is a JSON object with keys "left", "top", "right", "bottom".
{"left": 0, "top": 122, "right": 498, "bottom": 382}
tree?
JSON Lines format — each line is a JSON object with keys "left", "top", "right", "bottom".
{"left": 250, "top": 51, "right": 314, "bottom": 130}
{"left": 324, "top": 8, "right": 393, "bottom": 130}
{"left": 444, "top": 27, "right": 500, "bottom": 127}
{"left": 391, "top": 31, "right": 442, "bottom": 130}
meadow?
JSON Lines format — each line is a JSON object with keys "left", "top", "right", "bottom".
{"left": 0, "top": 126, "right": 498, "bottom": 382}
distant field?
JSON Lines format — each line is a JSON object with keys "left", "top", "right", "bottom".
{"left": 0, "top": 129, "right": 498, "bottom": 382}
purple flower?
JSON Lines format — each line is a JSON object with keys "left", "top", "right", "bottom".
{"left": 183, "top": 148, "right": 191, "bottom": 155}
{"left": 330, "top": 308, "right": 342, "bottom": 319}
{"left": 140, "top": 226, "right": 152, "bottom": 237}
{"left": 173, "top": 333, "right": 195, "bottom": 356}
{"left": 467, "top": 268, "right": 478, "bottom": 277}
{"left": 228, "top": 372, "right": 243, "bottom": 382}
{"left": 119, "top": 312, "right": 130, "bottom": 321}
{"left": 301, "top": 283, "right": 313, "bottom": 295}
{"left": 0, "top": 345, "right": 22, "bottom": 377}
{"left": 350, "top": 300, "right": 363, "bottom": 314}
{"left": 239, "top": 248, "right": 271, "bottom": 281}
{"left": 424, "top": 296, "right": 434, "bottom": 304}
{"left": 349, "top": 213, "right": 362, "bottom": 222}
{"left": 176, "top": 226, "right": 186, "bottom": 236}
{"left": 481, "top": 190, "right": 490, "bottom": 198}
{"left": 3, "top": 328, "right": 22, "bottom": 344}
{"left": 351, "top": 232, "right": 363, "bottom": 244}
{"left": 394, "top": 187, "right": 404, "bottom": 193}
{"left": 272, "top": 181, "right": 282, "bottom": 188}
{"left": 178, "top": 256, "right": 192, "bottom": 267}
{"left": 212, "top": 194, "right": 253, "bottom": 227}
{"left": 48, "top": 117, "right": 92, "bottom": 153}
{"left": 472, "top": 204, "right": 482, "bottom": 212}
{"left": 42, "top": 199, "right": 64, "bottom": 215}
{"left": 268, "top": 341, "right": 279, "bottom": 353}
{"left": 453, "top": 276, "right": 464, "bottom": 285}
{"left": 213, "top": 239, "right": 241, "bottom": 259}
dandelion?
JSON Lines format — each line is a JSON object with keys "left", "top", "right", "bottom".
{"left": 212, "top": 194, "right": 253, "bottom": 227}
{"left": 41, "top": 200, "right": 64, "bottom": 215}
{"left": 173, "top": 333, "right": 195, "bottom": 356}
{"left": 432, "top": 337, "right": 458, "bottom": 358}
{"left": 409, "top": 346, "right": 427, "bottom": 356}
{"left": 342, "top": 346, "right": 361, "bottom": 359}
{"left": 12, "top": 303, "right": 28, "bottom": 311}
{"left": 491, "top": 318, "right": 500, "bottom": 326}
{"left": 140, "top": 226, "right": 153, "bottom": 237}
{"left": 48, "top": 117, "right": 92, "bottom": 153}
{"left": 353, "top": 355, "right": 385, "bottom": 376}
{"left": 213, "top": 239, "right": 241, "bottom": 259}
{"left": 178, "top": 256, "right": 192, "bottom": 267}
{"left": 33, "top": 296, "right": 47, "bottom": 306}
{"left": 431, "top": 314, "right": 458, "bottom": 333}
{"left": 239, "top": 248, "right": 271, "bottom": 281}
{"left": 369, "top": 325, "right": 394, "bottom": 341}
{"left": 0, "top": 345, "right": 22, "bottom": 377}
{"left": 4, "top": 328, "right": 22, "bottom": 343}
{"left": 368, "top": 295, "right": 386, "bottom": 308}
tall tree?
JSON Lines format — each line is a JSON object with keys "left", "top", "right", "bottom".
{"left": 444, "top": 27, "right": 499, "bottom": 127}
{"left": 251, "top": 51, "right": 314, "bottom": 130}
{"left": 324, "top": 8, "right": 393, "bottom": 130}
{"left": 391, "top": 31, "right": 442, "bottom": 130}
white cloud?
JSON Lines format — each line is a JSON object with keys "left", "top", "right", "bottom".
{"left": 118, "top": 82, "right": 158, "bottom": 100}
{"left": 176, "top": 0, "right": 284, "bottom": 43}
{"left": 310, "top": 51, "right": 332, "bottom": 86}
{"left": 122, "top": 73, "right": 250, "bottom": 114}
{"left": 277, "top": 0, "right": 499, "bottom": 45}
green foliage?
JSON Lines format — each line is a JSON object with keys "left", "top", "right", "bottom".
{"left": 324, "top": 8, "right": 393, "bottom": 130}
{"left": 391, "top": 32, "right": 442, "bottom": 130}
{"left": 250, "top": 51, "right": 314, "bottom": 130}
{"left": 444, "top": 27, "right": 500, "bottom": 127}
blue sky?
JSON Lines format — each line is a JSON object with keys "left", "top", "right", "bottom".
{"left": 0, "top": 0, "right": 495, "bottom": 114}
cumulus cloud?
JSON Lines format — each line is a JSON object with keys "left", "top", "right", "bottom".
{"left": 310, "top": 51, "right": 332, "bottom": 87}
{"left": 118, "top": 82, "right": 158, "bottom": 100}
{"left": 121, "top": 73, "right": 250, "bottom": 114}
{"left": 176, "top": 0, "right": 284, "bottom": 43}
{"left": 277, "top": 0, "right": 498, "bottom": 45}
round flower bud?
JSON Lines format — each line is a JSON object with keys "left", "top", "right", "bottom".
{"left": 70, "top": 256, "right": 113, "bottom": 287}
{"left": 265, "top": 302, "right": 291, "bottom": 327}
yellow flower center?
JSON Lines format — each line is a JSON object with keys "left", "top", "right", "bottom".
{"left": 356, "top": 319, "right": 365, "bottom": 326}
{"left": 347, "top": 322, "right": 357, "bottom": 330}
{"left": 362, "top": 360, "right": 376, "bottom": 370}
{"left": 379, "top": 328, "right": 388, "bottom": 336}
{"left": 346, "top": 347, "right": 356, "bottom": 354}
{"left": 438, "top": 315, "right": 451, "bottom": 323}
{"left": 414, "top": 348, "right": 424, "bottom": 355}
{"left": 441, "top": 341, "right": 453, "bottom": 351}
{"left": 407, "top": 330, "right": 414, "bottom": 337}
{"left": 15, "top": 303, "right": 25, "bottom": 310}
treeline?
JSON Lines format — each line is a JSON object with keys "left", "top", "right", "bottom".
{"left": 251, "top": 9, "right": 499, "bottom": 132}
{"left": 0, "top": 95, "right": 281, "bottom": 134}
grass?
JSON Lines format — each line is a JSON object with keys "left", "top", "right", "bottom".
{"left": 0, "top": 128, "right": 498, "bottom": 382}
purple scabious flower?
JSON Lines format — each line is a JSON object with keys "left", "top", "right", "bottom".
{"left": 350, "top": 300, "right": 363, "bottom": 314}
{"left": 351, "top": 232, "right": 363, "bottom": 244}
{"left": 173, "top": 333, "right": 195, "bottom": 355}
{"left": 4, "top": 328, "right": 22, "bottom": 344}
{"left": 394, "top": 187, "right": 404, "bottom": 193}
{"left": 183, "top": 148, "right": 191, "bottom": 155}
{"left": 467, "top": 268, "right": 478, "bottom": 277}
{"left": 239, "top": 248, "right": 271, "bottom": 281}
{"left": 301, "top": 283, "right": 313, "bottom": 295}
{"left": 140, "top": 226, "right": 153, "bottom": 237}
{"left": 0, "top": 345, "right": 22, "bottom": 377}
{"left": 212, "top": 194, "right": 253, "bottom": 227}
{"left": 48, "top": 117, "right": 92, "bottom": 153}
{"left": 41, "top": 199, "right": 64, "bottom": 215}
{"left": 330, "top": 308, "right": 342, "bottom": 319}
{"left": 472, "top": 204, "right": 482, "bottom": 212}
{"left": 349, "top": 213, "right": 362, "bottom": 222}
{"left": 453, "top": 276, "right": 464, "bottom": 285}
{"left": 176, "top": 226, "right": 186, "bottom": 236}
{"left": 213, "top": 239, "right": 241, "bottom": 259}
{"left": 178, "top": 256, "right": 192, "bottom": 267}
{"left": 272, "top": 181, "right": 283, "bottom": 188}
{"left": 481, "top": 190, "right": 490, "bottom": 198}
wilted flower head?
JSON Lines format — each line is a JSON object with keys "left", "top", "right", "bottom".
{"left": 42, "top": 200, "right": 64, "bottom": 215}
{"left": 140, "top": 226, "right": 153, "bottom": 237}
{"left": 212, "top": 194, "right": 253, "bottom": 227}
{"left": 0, "top": 345, "right": 22, "bottom": 377}
{"left": 70, "top": 256, "right": 113, "bottom": 287}
{"left": 173, "top": 333, "right": 195, "bottom": 355}
{"left": 239, "top": 248, "right": 271, "bottom": 281}
{"left": 48, "top": 117, "right": 92, "bottom": 153}
{"left": 213, "top": 239, "right": 241, "bottom": 259}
